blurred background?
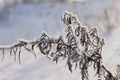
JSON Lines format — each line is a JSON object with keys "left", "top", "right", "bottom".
{"left": 0, "top": 0, "right": 120, "bottom": 80}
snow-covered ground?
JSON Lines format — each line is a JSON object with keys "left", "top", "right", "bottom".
{"left": 0, "top": 0, "right": 120, "bottom": 80}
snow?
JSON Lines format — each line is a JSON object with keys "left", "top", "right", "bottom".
{"left": 0, "top": 0, "right": 120, "bottom": 80}
{"left": 102, "top": 27, "right": 120, "bottom": 74}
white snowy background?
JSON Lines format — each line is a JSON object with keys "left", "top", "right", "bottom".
{"left": 0, "top": 0, "right": 120, "bottom": 80}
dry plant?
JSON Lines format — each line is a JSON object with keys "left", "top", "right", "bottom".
{"left": 0, "top": 11, "right": 119, "bottom": 80}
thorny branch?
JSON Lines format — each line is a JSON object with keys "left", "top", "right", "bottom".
{"left": 0, "top": 11, "right": 119, "bottom": 80}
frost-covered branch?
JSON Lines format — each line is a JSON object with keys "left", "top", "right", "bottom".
{"left": 0, "top": 11, "right": 119, "bottom": 80}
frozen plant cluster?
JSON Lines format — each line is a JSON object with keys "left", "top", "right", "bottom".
{"left": 0, "top": 11, "right": 120, "bottom": 80}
